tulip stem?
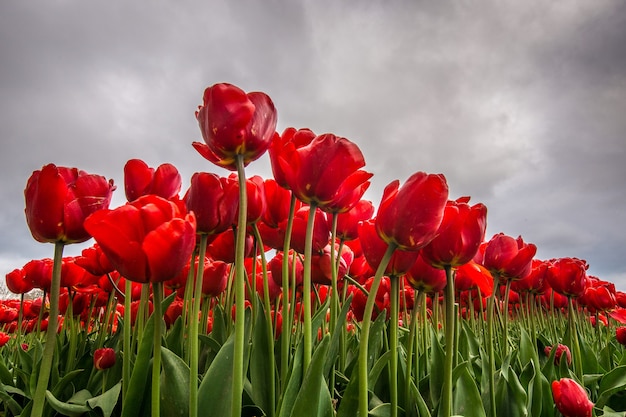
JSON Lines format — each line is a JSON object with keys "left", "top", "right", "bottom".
{"left": 302, "top": 202, "right": 318, "bottom": 371}
{"left": 486, "top": 275, "right": 498, "bottom": 417}
{"left": 123, "top": 279, "right": 132, "bottom": 402}
{"left": 280, "top": 195, "right": 296, "bottom": 386}
{"left": 389, "top": 274, "right": 400, "bottom": 417}
{"left": 31, "top": 241, "right": 64, "bottom": 417}
{"left": 440, "top": 265, "right": 456, "bottom": 417}
{"left": 189, "top": 233, "right": 208, "bottom": 417}
{"left": 568, "top": 297, "right": 583, "bottom": 379}
{"left": 151, "top": 282, "right": 163, "bottom": 417}
{"left": 232, "top": 155, "right": 248, "bottom": 417}
{"left": 358, "top": 243, "right": 396, "bottom": 417}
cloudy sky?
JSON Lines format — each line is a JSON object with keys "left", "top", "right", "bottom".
{"left": 2, "top": 1, "right": 626, "bottom": 295}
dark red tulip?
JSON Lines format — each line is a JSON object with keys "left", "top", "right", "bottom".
{"left": 334, "top": 199, "right": 375, "bottom": 242}
{"left": 207, "top": 228, "right": 254, "bottom": 264}
{"left": 270, "top": 127, "right": 317, "bottom": 189}
{"left": 546, "top": 258, "right": 588, "bottom": 298}
{"left": 276, "top": 133, "right": 372, "bottom": 213}
{"left": 257, "top": 179, "right": 301, "bottom": 249}
{"left": 359, "top": 219, "right": 419, "bottom": 276}
{"left": 405, "top": 253, "right": 447, "bottom": 293}
{"left": 544, "top": 344, "right": 572, "bottom": 366}
{"left": 5, "top": 268, "right": 35, "bottom": 295}
{"left": 616, "top": 327, "right": 626, "bottom": 346}
{"left": 24, "top": 163, "right": 115, "bottom": 244}
{"left": 581, "top": 279, "right": 616, "bottom": 312}
{"left": 201, "top": 259, "right": 230, "bottom": 297}
{"left": 93, "top": 347, "right": 116, "bottom": 370}
{"left": 269, "top": 250, "right": 304, "bottom": 288}
{"left": 229, "top": 174, "right": 266, "bottom": 225}
{"left": 375, "top": 172, "right": 449, "bottom": 252}
{"left": 551, "top": 378, "right": 593, "bottom": 417}
{"left": 420, "top": 197, "right": 487, "bottom": 269}
{"left": 482, "top": 233, "right": 536, "bottom": 281}
{"left": 123, "top": 159, "right": 182, "bottom": 202}
{"left": 283, "top": 206, "right": 330, "bottom": 254}
{"left": 84, "top": 195, "right": 196, "bottom": 283}
{"left": 184, "top": 172, "right": 238, "bottom": 235}
{"left": 310, "top": 242, "right": 354, "bottom": 285}
{"left": 193, "top": 83, "right": 278, "bottom": 170}
{"left": 350, "top": 276, "right": 391, "bottom": 322}
{"left": 511, "top": 259, "right": 550, "bottom": 295}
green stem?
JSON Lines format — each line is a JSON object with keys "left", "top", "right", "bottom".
{"left": 190, "top": 233, "right": 209, "bottom": 417}
{"left": 389, "top": 274, "right": 400, "bottom": 417}
{"left": 302, "top": 202, "right": 318, "bottom": 371}
{"left": 405, "top": 290, "right": 421, "bottom": 414}
{"left": 568, "top": 297, "right": 583, "bottom": 379}
{"left": 231, "top": 154, "right": 248, "bottom": 417}
{"left": 123, "top": 279, "right": 132, "bottom": 402}
{"left": 358, "top": 243, "right": 396, "bottom": 417}
{"left": 486, "top": 276, "right": 498, "bottom": 417}
{"left": 31, "top": 241, "right": 64, "bottom": 417}
{"left": 151, "top": 281, "right": 163, "bottom": 417}
{"left": 280, "top": 195, "right": 296, "bottom": 386}
{"left": 440, "top": 265, "right": 456, "bottom": 417}
{"left": 501, "top": 279, "right": 512, "bottom": 358}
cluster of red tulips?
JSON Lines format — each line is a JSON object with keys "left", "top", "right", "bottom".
{"left": 2, "top": 82, "right": 626, "bottom": 417}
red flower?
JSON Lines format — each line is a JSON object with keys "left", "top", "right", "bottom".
{"left": 454, "top": 261, "right": 493, "bottom": 297}
{"left": 229, "top": 174, "right": 266, "bottom": 225}
{"left": 276, "top": 133, "right": 372, "bottom": 213}
{"left": 580, "top": 277, "right": 616, "bottom": 312}
{"left": 193, "top": 83, "right": 278, "bottom": 170}
{"left": 269, "top": 127, "right": 316, "bottom": 189}
{"left": 23, "top": 258, "right": 54, "bottom": 292}
{"left": 269, "top": 250, "right": 304, "bottom": 288}
{"left": 544, "top": 344, "right": 572, "bottom": 366}
{"left": 84, "top": 195, "right": 196, "bottom": 283}
{"left": 334, "top": 199, "right": 375, "bottom": 242}
{"left": 546, "top": 258, "right": 588, "bottom": 298}
{"left": 284, "top": 206, "right": 330, "bottom": 254}
{"left": 358, "top": 219, "right": 418, "bottom": 276}
{"left": 5, "top": 267, "right": 35, "bottom": 295}
{"left": 616, "top": 327, "right": 626, "bottom": 346}
{"left": 200, "top": 259, "right": 230, "bottom": 297}
{"left": 511, "top": 259, "right": 550, "bottom": 295}
{"left": 0, "top": 332, "right": 10, "bottom": 347}
{"left": 93, "top": 347, "right": 116, "bottom": 370}
{"left": 257, "top": 179, "right": 301, "bottom": 250}
{"left": 375, "top": 172, "right": 449, "bottom": 252}
{"left": 350, "top": 276, "right": 391, "bottom": 322}
{"left": 482, "top": 233, "right": 536, "bottom": 281}
{"left": 24, "top": 163, "right": 115, "bottom": 244}
{"left": 405, "top": 253, "right": 447, "bottom": 293}
{"left": 123, "top": 159, "right": 182, "bottom": 202}
{"left": 551, "top": 378, "right": 593, "bottom": 417}
{"left": 207, "top": 229, "right": 254, "bottom": 264}
{"left": 310, "top": 242, "right": 354, "bottom": 285}
{"left": 184, "top": 172, "right": 238, "bottom": 235}
{"left": 420, "top": 196, "right": 487, "bottom": 269}
{"left": 74, "top": 244, "right": 115, "bottom": 276}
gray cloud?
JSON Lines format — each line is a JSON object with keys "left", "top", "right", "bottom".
{"left": 1, "top": 0, "right": 625, "bottom": 295}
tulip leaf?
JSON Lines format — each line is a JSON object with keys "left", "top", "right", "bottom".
{"left": 121, "top": 312, "right": 155, "bottom": 417}
{"left": 0, "top": 384, "right": 23, "bottom": 415}
{"left": 494, "top": 356, "right": 528, "bottom": 417}
{"left": 336, "top": 356, "right": 360, "bottom": 417}
{"left": 160, "top": 347, "right": 190, "bottom": 417}
{"left": 323, "top": 294, "right": 353, "bottom": 380}
{"left": 0, "top": 355, "right": 12, "bottom": 385}
{"left": 45, "top": 389, "right": 91, "bottom": 417}
{"left": 429, "top": 329, "right": 445, "bottom": 408}
{"left": 87, "top": 382, "right": 122, "bottom": 417}
{"left": 250, "top": 301, "right": 274, "bottom": 415}
{"left": 277, "top": 340, "right": 303, "bottom": 417}
{"left": 519, "top": 360, "right": 542, "bottom": 417}
{"left": 596, "top": 365, "right": 626, "bottom": 409}
{"left": 453, "top": 362, "right": 486, "bottom": 417}
{"left": 289, "top": 334, "right": 331, "bottom": 417}
{"left": 165, "top": 315, "right": 184, "bottom": 357}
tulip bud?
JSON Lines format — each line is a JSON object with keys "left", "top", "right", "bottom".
{"left": 93, "top": 347, "right": 116, "bottom": 370}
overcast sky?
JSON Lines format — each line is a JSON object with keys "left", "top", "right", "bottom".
{"left": 2, "top": 1, "right": 626, "bottom": 295}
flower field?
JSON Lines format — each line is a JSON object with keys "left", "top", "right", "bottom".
{"left": 2, "top": 82, "right": 626, "bottom": 417}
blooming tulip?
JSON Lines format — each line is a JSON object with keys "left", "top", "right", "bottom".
{"left": 405, "top": 253, "right": 447, "bottom": 293}
{"left": 546, "top": 257, "right": 588, "bottom": 298}
{"left": 545, "top": 344, "right": 572, "bottom": 366}
{"left": 5, "top": 267, "right": 35, "bottom": 295}
{"left": 93, "top": 347, "right": 116, "bottom": 370}
{"left": 482, "top": 233, "right": 536, "bottom": 281}
{"left": 84, "top": 195, "right": 196, "bottom": 283}
{"left": 123, "top": 159, "right": 182, "bottom": 202}
{"left": 616, "top": 327, "right": 626, "bottom": 346}
{"left": 551, "top": 378, "right": 593, "bottom": 417}
{"left": 420, "top": 196, "right": 487, "bottom": 269}
{"left": 184, "top": 172, "right": 238, "bottom": 235}
{"left": 375, "top": 172, "right": 448, "bottom": 252}
{"left": 24, "top": 163, "right": 115, "bottom": 244}
{"left": 193, "top": 82, "right": 278, "bottom": 170}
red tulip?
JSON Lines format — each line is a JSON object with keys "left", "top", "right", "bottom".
{"left": 184, "top": 172, "right": 238, "bottom": 235}
{"left": 482, "top": 233, "right": 536, "bottom": 281}
{"left": 5, "top": 268, "right": 35, "bottom": 295}
{"left": 359, "top": 219, "right": 419, "bottom": 276}
{"left": 405, "top": 253, "right": 447, "bottom": 293}
{"left": 229, "top": 174, "right": 266, "bottom": 225}
{"left": 284, "top": 206, "right": 330, "bottom": 254}
{"left": 310, "top": 242, "right": 354, "bottom": 285}
{"left": 201, "top": 259, "right": 230, "bottom": 297}
{"left": 420, "top": 197, "right": 487, "bottom": 269}
{"left": 269, "top": 250, "right": 304, "bottom": 288}
{"left": 375, "top": 172, "right": 449, "bottom": 252}
{"left": 544, "top": 344, "right": 572, "bottom": 366}
{"left": 551, "top": 378, "right": 593, "bottom": 417}
{"left": 24, "top": 163, "right": 115, "bottom": 244}
{"left": 581, "top": 283, "right": 616, "bottom": 312}
{"left": 511, "top": 259, "right": 550, "bottom": 295}
{"left": 270, "top": 127, "right": 317, "bottom": 189}
{"left": 93, "top": 347, "right": 116, "bottom": 370}
{"left": 276, "top": 133, "right": 372, "bottom": 213}
{"left": 616, "top": 291, "right": 626, "bottom": 308}
{"left": 546, "top": 258, "right": 588, "bottom": 298}
{"left": 334, "top": 199, "right": 375, "bottom": 242}
{"left": 616, "top": 327, "right": 626, "bottom": 346}
{"left": 0, "top": 332, "right": 10, "bottom": 347}
{"left": 454, "top": 261, "right": 493, "bottom": 297}
{"left": 84, "top": 195, "right": 196, "bottom": 283}
{"left": 257, "top": 179, "right": 301, "bottom": 249}
{"left": 23, "top": 258, "right": 54, "bottom": 292}
{"left": 193, "top": 83, "right": 278, "bottom": 170}
{"left": 350, "top": 276, "right": 391, "bottom": 322}
{"left": 123, "top": 159, "right": 182, "bottom": 202}
{"left": 207, "top": 228, "right": 254, "bottom": 264}
{"left": 74, "top": 244, "right": 115, "bottom": 276}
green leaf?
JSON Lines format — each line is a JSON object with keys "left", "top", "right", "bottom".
{"left": 596, "top": 365, "right": 626, "bottom": 409}
{"left": 519, "top": 360, "right": 542, "bottom": 417}
{"left": 45, "top": 389, "right": 91, "bottom": 417}
{"left": 495, "top": 357, "right": 528, "bottom": 417}
{"left": 87, "top": 382, "right": 122, "bottom": 417}
{"left": 250, "top": 301, "right": 274, "bottom": 415}
{"left": 165, "top": 315, "right": 185, "bottom": 357}
{"left": 323, "top": 294, "right": 353, "bottom": 380}
{"left": 0, "top": 384, "right": 24, "bottom": 415}
{"left": 277, "top": 341, "right": 303, "bottom": 417}
{"left": 0, "top": 355, "right": 13, "bottom": 385}
{"left": 429, "top": 329, "right": 445, "bottom": 408}
{"left": 160, "top": 347, "right": 190, "bottom": 417}
{"left": 337, "top": 359, "right": 360, "bottom": 417}
{"left": 121, "top": 311, "right": 155, "bottom": 417}
{"left": 453, "top": 363, "right": 486, "bottom": 417}
{"left": 369, "top": 350, "right": 392, "bottom": 388}
{"left": 519, "top": 329, "right": 538, "bottom": 366}
{"left": 289, "top": 334, "right": 331, "bottom": 417}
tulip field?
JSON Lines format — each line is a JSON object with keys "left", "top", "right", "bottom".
{"left": 2, "top": 82, "right": 626, "bottom": 417}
